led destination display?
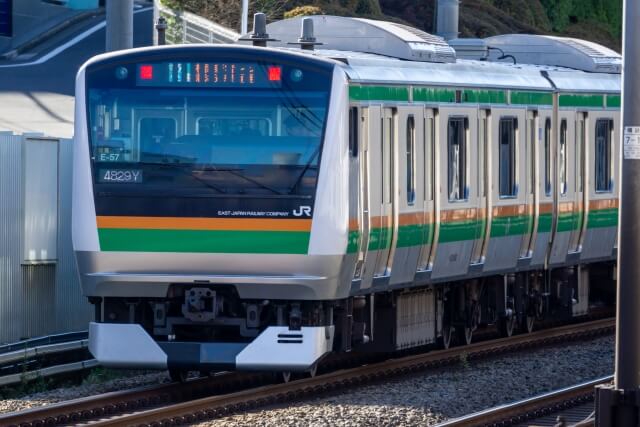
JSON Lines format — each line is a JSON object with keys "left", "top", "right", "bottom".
{"left": 136, "top": 62, "right": 282, "bottom": 88}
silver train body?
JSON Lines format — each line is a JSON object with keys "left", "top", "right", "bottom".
{"left": 73, "top": 16, "right": 620, "bottom": 373}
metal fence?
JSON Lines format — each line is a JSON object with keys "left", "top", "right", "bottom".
{"left": 0, "top": 132, "right": 93, "bottom": 344}
{"left": 158, "top": 3, "right": 240, "bottom": 45}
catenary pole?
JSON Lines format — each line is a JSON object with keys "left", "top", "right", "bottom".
{"left": 595, "top": 0, "right": 640, "bottom": 425}
{"left": 106, "top": 0, "right": 134, "bottom": 51}
{"left": 241, "top": 0, "right": 249, "bottom": 34}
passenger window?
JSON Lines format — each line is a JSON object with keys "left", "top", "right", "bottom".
{"left": 595, "top": 119, "right": 613, "bottom": 192}
{"left": 448, "top": 117, "right": 467, "bottom": 201}
{"left": 349, "top": 107, "right": 358, "bottom": 157}
{"left": 406, "top": 116, "right": 416, "bottom": 204}
{"left": 499, "top": 117, "right": 517, "bottom": 197}
{"left": 529, "top": 118, "right": 535, "bottom": 194}
{"left": 577, "top": 119, "right": 585, "bottom": 192}
{"left": 544, "top": 119, "right": 551, "bottom": 196}
{"left": 560, "top": 120, "right": 567, "bottom": 195}
{"left": 425, "top": 117, "right": 434, "bottom": 201}
{"left": 479, "top": 116, "right": 487, "bottom": 197}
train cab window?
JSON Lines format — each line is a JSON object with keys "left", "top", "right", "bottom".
{"left": 544, "top": 119, "right": 551, "bottom": 196}
{"left": 595, "top": 119, "right": 613, "bottom": 192}
{"left": 406, "top": 116, "right": 416, "bottom": 204}
{"left": 448, "top": 117, "right": 467, "bottom": 201}
{"left": 560, "top": 120, "right": 568, "bottom": 195}
{"left": 499, "top": 117, "right": 517, "bottom": 197}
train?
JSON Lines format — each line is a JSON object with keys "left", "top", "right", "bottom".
{"left": 73, "top": 15, "right": 620, "bottom": 381}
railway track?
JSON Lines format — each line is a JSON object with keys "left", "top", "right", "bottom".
{"left": 435, "top": 376, "right": 609, "bottom": 427}
{"left": 0, "top": 318, "right": 614, "bottom": 427}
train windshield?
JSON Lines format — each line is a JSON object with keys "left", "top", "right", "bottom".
{"left": 85, "top": 53, "right": 333, "bottom": 217}
{"left": 88, "top": 89, "right": 327, "bottom": 195}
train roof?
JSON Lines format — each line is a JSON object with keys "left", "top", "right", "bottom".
{"left": 262, "top": 15, "right": 621, "bottom": 94}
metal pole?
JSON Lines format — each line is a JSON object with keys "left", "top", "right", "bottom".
{"left": 241, "top": 0, "right": 249, "bottom": 34}
{"left": 616, "top": 0, "right": 640, "bottom": 391}
{"left": 156, "top": 17, "right": 167, "bottom": 45}
{"left": 595, "top": 0, "right": 640, "bottom": 425}
{"left": 106, "top": 0, "right": 133, "bottom": 51}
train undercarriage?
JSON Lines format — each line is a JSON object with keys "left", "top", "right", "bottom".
{"left": 89, "top": 261, "right": 615, "bottom": 381}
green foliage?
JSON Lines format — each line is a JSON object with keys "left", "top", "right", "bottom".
{"left": 160, "top": 0, "right": 622, "bottom": 50}
{"left": 82, "top": 367, "right": 123, "bottom": 385}
{"left": 284, "top": 5, "right": 324, "bottom": 18}
{"left": 539, "top": 0, "right": 622, "bottom": 37}
{"left": 354, "top": 0, "right": 381, "bottom": 15}
{"left": 459, "top": 352, "right": 470, "bottom": 370}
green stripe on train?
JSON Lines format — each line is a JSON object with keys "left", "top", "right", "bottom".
{"left": 349, "top": 86, "right": 410, "bottom": 101}
{"left": 538, "top": 213, "right": 553, "bottom": 233}
{"left": 490, "top": 215, "right": 533, "bottom": 238}
{"left": 347, "top": 230, "right": 360, "bottom": 254}
{"left": 368, "top": 227, "right": 392, "bottom": 251}
{"left": 587, "top": 208, "right": 618, "bottom": 228}
{"left": 559, "top": 94, "right": 604, "bottom": 108}
{"left": 413, "top": 87, "right": 456, "bottom": 103}
{"left": 354, "top": 209, "right": 615, "bottom": 253}
{"left": 510, "top": 91, "right": 553, "bottom": 106}
{"left": 607, "top": 95, "right": 621, "bottom": 108}
{"left": 98, "top": 229, "right": 310, "bottom": 254}
{"left": 438, "top": 219, "right": 485, "bottom": 243}
{"left": 557, "top": 212, "right": 582, "bottom": 233}
{"left": 396, "top": 223, "right": 434, "bottom": 248}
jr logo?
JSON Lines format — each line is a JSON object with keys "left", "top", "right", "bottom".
{"left": 293, "top": 206, "right": 312, "bottom": 217}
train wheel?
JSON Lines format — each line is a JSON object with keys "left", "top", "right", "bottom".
{"left": 440, "top": 324, "right": 453, "bottom": 349}
{"left": 523, "top": 315, "right": 535, "bottom": 333}
{"left": 308, "top": 364, "right": 318, "bottom": 378}
{"left": 458, "top": 326, "right": 473, "bottom": 346}
{"left": 169, "top": 369, "right": 187, "bottom": 383}
{"left": 498, "top": 315, "right": 516, "bottom": 337}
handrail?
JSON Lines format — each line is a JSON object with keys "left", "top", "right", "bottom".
{"left": 158, "top": 3, "right": 240, "bottom": 45}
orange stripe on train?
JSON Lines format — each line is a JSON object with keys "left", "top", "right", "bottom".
{"left": 96, "top": 216, "right": 312, "bottom": 232}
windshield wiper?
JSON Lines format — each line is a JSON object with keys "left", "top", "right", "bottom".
{"left": 136, "top": 161, "right": 227, "bottom": 194}
{"left": 287, "top": 146, "right": 321, "bottom": 195}
{"left": 199, "top": 166, "right": 285, "bottom": 196}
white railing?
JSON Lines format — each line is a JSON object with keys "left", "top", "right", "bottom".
{"left": 158, "top": 3, "right": 240, "bottom": 45}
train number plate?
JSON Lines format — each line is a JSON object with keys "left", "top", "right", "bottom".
{"left": 98, "top": 169, "right": 143, "bottom": 183}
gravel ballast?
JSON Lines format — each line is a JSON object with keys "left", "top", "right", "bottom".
{"left": 198, "top": 335, "right": 614, "bottom": 427}
{"left": 0, "top": 371, "right": 167, "bottom": 414}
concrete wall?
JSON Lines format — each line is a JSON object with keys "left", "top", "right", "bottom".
{"left": 0, "top": 133, "right": 93, "bottom": 343}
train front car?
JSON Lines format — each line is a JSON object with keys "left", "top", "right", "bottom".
{"left": 73, "top": 45, "right": 351, "bottom": 376}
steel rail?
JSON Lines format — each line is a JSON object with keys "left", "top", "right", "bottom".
{"left": 434, "top": 376, "right": 610, "bottom": 427}
{"left": 80, "top": 318, "right": 613, "bottom": 427}
{"left": 0, "top": 371, "right": 268, "bottom": 427}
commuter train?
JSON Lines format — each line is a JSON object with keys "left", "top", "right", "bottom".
{"left": 73, "top": 15, "right": 620, "bottom": 380}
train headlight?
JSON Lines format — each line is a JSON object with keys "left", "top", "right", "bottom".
{"left": 115, "top": 66, "right": 128, "bottom": 80}
{"left": 290, "top": 68, "right": 303, "bottom": 82}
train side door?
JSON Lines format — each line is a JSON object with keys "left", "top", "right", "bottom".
{"left": 353, "top": 107, "right": 370, "bottom": 284}
{"left": 519, "top": 110, "right": 537, "bottom": 258}
{"left": 359, "top": 106, "right": 382, "bottom": 286}
{"left": 569, "top": 112, "right": 587, "bottom": 252}
{"left": 418, "top": 109, "right": 437, "bottom": 270}
{"left": 549, "top": 111, "right": 576, "bottom": 264}
{"left": 373, "top": 107, "right": 396, "bottom": 277}
{"left": 389, "top": 106, "right": 426, "bottom": 285}
{"left": 471, "top": 109, "right": 489, "bottom": 264}
{"left": 431, "top": 107, "right": 479, "bottom": 280}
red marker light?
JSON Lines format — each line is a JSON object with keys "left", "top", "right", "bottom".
{"left": 140, "top": 65, "right": 153, "bottom": 80}
{"left": 267, "top": 66, "right": 282, "bottom": 81}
